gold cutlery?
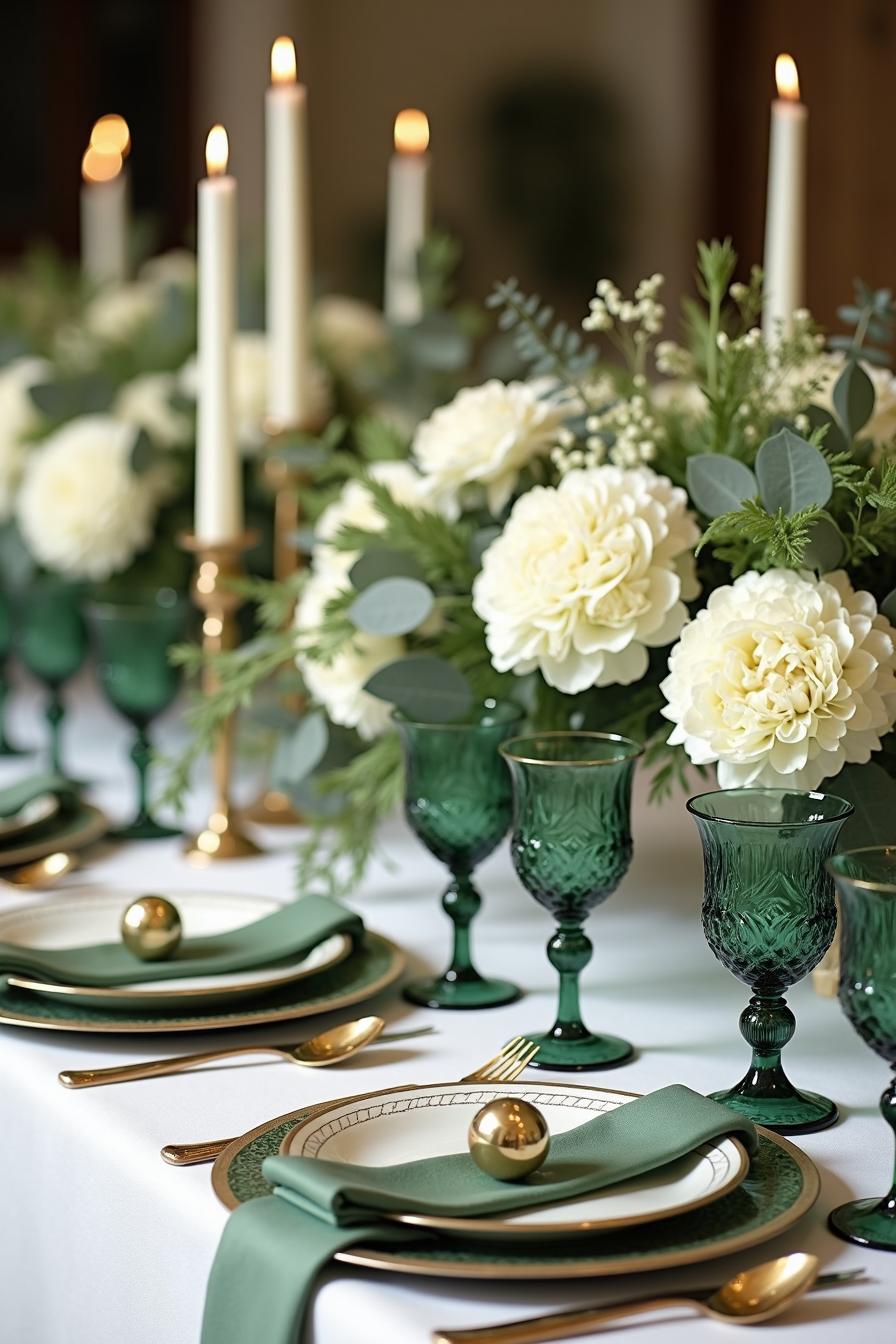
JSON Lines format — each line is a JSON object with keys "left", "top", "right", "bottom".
{"left": 433, "top": 1255, "right": 867, "bottom": 1343}
{"left": 161, "top": 1034, "right": 540, "bottom": 1165}
{"left": 1, "top": 851, "right": 79, "bottom": 890}
{"left": 59, "top": 1019, "right": 437, "bottom": 1089}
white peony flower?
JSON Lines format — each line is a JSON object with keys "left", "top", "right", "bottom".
{"left": 114, "top": 372, "right": 190, "bottom": 448}
{"left": 473, "top": 465, "right": 700, "bottom": 693}
{"left": 413, "top": 379, "right": 578, "bottom": 520}
{"left": 661, "top": 568, "right": 896, "bottom": 790}
{"left": 83, "top": 281, "right": 161, "bottom": 345}
{"left": 0, "top": 356, "right": 50, "bottom": 520}
{"left": 180, "top": 332, "right": 331, "bottom": 453}
{"left": 313, "top": 296, "right": 390, "bottom": 378}
{"left": 16, "top": 415, "right": 157, "bottom": 579}
{"left": 295, "top": 569, "right": 403, "bottom": 740}
{"left": 312, "top": 460, "right": 425, "bottom": 578}
{"left": 138, "top": 249, "right": 197, "bottom": 289}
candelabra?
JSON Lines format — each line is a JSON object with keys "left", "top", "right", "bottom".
{"left": 180, "top": 532, "right": 263, "bottom": 863}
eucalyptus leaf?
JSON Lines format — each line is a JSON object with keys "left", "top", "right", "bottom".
{"left": 806, "top": 405, "right": 847, "bottom": 457}
{"left": 364, "top": 654, "right": 473, "bottom": 722}
{"left": 686, "top": 455, "right": 757, "bottom": 518}
{"left": 248, "top": 703, "right": 300, "bottom": 733}
{"left": 832, "top": 360, "right": 875, "bottom": 439}
{"left": 129, "top": 428, "right": 155, "bottom": 475}
{"left": 349, "top": 547, "right": 425, "bottom": 591}
{"left": 802, "top": 517, "right": 846, "bottom": 571}
{"left": 829, "top": 763, "right": 896, "bottom": 850}
{"left": 285, "top": 527, "right": 317, "bottom": 554}
{"left": 755, "top": 429, "right": 832, "bottom": 514}
{"left": 403, "top": 312, "right": 471, "bottom": 372}
{"left": 271, "top": 711, "right": 329, "bottom": 789}
{"left": 469, "top": 525, "right": 502, "bottom": 567}
{"left": 880, "top": 588, "right": 896, "bottom": 626}
{"left": 349, "top": 577, "right": 434, "bottom": 636}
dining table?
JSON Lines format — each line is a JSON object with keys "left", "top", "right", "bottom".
{"left": 0, "top": 672, "right": 892, "bottom": 1344}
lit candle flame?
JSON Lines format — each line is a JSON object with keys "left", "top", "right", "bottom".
{"left": 90, "top": 114, "right": 131, "bottom": 158}
{"left": 271, "top": 35, "right": 297, "bottom": 84}
{"left": 775, "top": 53, "right": 800, "bottom": 101}
{"left": 205, "top": 124, "right": 229, "bottom": 177}
{"left": 81, "top": 145, "right": 123, "bottom": 184}
{"left": 394, "top": 108, "right": 429, "bottom": 155}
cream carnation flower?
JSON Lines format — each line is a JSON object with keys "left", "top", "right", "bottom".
{"left": 661, "top": 568, "right": 896, "bottom": 790}
{"left": 313, "top": 460, "right": 425, "bottom": 578}
{"left": 16, "top": 415, "right": 157, "bottom": 579}
{"left": 0, "top": 356, "right": 49, "bottom": 520}
{"left": 295, "top": 569, "right": 403, "bottom": 740}
{"left": 413, "top": 379, "right": 577, "bottom": 519}
{"left": 313, "top": 296, "right": 390, "bottom": 378}
{"left": 473, "top": 465, "right": 700, "bottom": 693}
{"left": 114, "top": 372, "right": 190, "bottom": 448}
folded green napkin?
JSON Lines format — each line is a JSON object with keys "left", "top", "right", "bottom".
{"left": 0, "top": 894, "right": 362, "bottom": 986}
{"left": 201, "top": 1085, "right": 757, "bottom": 1344}
{"left": 0, "top": 773, "right": 76, "bottom": 822}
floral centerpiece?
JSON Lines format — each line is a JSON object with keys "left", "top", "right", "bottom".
{"left": 167, "top": 240, "right": 896, "bottom": 891}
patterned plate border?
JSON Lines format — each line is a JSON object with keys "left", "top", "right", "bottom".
{"left": 211, "top": 1085, "right": 819, "bottom": 1279}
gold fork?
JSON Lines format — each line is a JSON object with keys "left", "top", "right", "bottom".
{"left": 160, "top": 1034, "right": 540, "bottom": 1166}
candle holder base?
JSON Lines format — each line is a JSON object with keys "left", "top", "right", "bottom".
{"left": 244, "top": 789, "right": 304, "bottom": 826}
{"left": 184, "top": 814, "right": 262, "bottom": 865}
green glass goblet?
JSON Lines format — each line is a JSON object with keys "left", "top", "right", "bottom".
{"left": 395, "top": 700, "right": 524, "bottom": 1010}
{"left": 17, "top": 579, "right": 88, "bottom": 775}
{"left": 500, "top": 731, "right": 643, "bottom": 1070}
{"left": 688, "top": 787, "right": 853, "bottom": 1134}
{"left": 86, "top": 590, "right": 188, "bottom": 840}
{"left": 0, "top": 589, "right": 25, "bottom": 756}
{"left": 828, "top": 847, "right": 896, "bottom": 1250}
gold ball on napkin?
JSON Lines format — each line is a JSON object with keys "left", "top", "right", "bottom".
{"left": 121, "top": 896, "right": 183, "bottom": 962}
{"left": 468, "top": 1097, "right": 550, "bottom": 1181}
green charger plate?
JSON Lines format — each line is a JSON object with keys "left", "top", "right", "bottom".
{"left": 0, "top": 933, "right": 403, "bottom": 1034}
{"left": 0, "top": 800, "right": 106, "bottom": 867}
{"left": 212, "top": 1103, "right": 819, "bottom": 1280}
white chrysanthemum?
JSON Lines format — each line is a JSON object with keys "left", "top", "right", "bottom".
{"left": 313, "top": 460, "right": 425, "bottom": 578}
{"left": 313, "top": 295, "right": 390, "bottom": 378}
{"left": 661, "top": 568, "right": 896, "bottom": 790}
{"left": 138, "top": 248, "right": 197, "bottom": 289}
{"left": 413, "top": 379, "right": 578, "bottom": 519}
{"left": 0, "top": 356, "right": 50, "bottom": 520}
{"left": 295, "top": 569, "right": 403, "bottom": 740}
{"left": 180, "top": 332, "right": 331, "bottom": 453}
{"left": 83, "top": 281, "right": 161, "bottom": 344}
{"left": 114, "top": 372, "right": 190, "bottom": 448}
{"left": 651, "top": 379, "right": 708, "bottom": 420}
{"left": 16, "top": 415, "right": 157, "bottom": 579}
{"left": 473, "top": 465, "right": 700, "bottom": 693}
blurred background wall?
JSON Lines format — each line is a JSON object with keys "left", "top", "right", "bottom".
{"left": 2, "top": 0, "right": 894, "bottom": 328}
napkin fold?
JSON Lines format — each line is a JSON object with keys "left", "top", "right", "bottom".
{"left": 0, "top": 894, "right": 363, "bottom": 986}
{"left": 0, "top": 773, "right": 76, "bottom": 823}
{"left": 201, "top": 1085, "right": 757, "bottom": 1344}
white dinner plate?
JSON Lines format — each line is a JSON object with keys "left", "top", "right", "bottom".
{"left": 0, "top": 793, "right": 60, "bottom": 842}
{"left": 0, "top": 890, "right": 352, "bottom": 1009}
{"left": 279, "top": 1080, "right": 749, "bottom": 1240}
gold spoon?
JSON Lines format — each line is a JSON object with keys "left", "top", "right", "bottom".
{"left": 1, "top": 851, "right": 79, "bottom": 890}
{"left": 434, "top": 1254, "right": 843, "bottom": 1343}
{"left": 58, "top": 1016, "right": 422, "bottom": 1089}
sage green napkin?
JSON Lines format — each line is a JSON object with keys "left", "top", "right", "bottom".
{"left": 0, "top": 773, "right": 76, "bottom": 822}
{"left": 0, "top": 894, "right": 362, "bottom": 986}
{"left": 201, "top": 1085, "right": 757, "bottom": 1344}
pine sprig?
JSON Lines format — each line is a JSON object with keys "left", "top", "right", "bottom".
{"left": 486, "top": 278, "right": 597, "bottom": 400}
{"left": 697, "top": 500, "right": 825, "bottom": 573}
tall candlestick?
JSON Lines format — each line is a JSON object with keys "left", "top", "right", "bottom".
{"left": 80, "top": 115, "right": 131, "bottom": 288}
{"left": 195, "top": 124, "right": 242, "bottom": 543}
{"left": 384, "top": 108, "right": 431, "bottom": 325}
{"left": 762, "top": 54, "right": 807, "bottom": 343}
{"left": 265, "top": 36, "right": 313, "bottom": 430}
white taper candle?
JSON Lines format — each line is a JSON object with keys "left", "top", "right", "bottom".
{"left": 762, "top": 54, "right": 808, "bottom": 343}
{"left": 384, "top": 109, "right": 431, "bottom": 325}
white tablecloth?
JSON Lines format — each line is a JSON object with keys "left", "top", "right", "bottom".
{"left": 0, "top": 677, "right": 893, "bottom": 1343}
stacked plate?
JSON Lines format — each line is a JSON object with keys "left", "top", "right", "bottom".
{"left": 0, "top": 890, "right": 404, "bottom": 1034}
{"left": 213, "top": 1080, "right": 820, "bottom": 1281}
{"left": 0, "top": 791, "right": 106, "bottom": 869}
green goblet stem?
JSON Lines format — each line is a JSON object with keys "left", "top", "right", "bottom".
{"left": 46, "top": 690, "right": 64, "bottom": 775}
{"left": 0, "top": 675, "right": 24, "bottom": 756}
{"left": 442, "top": 871, "right": 482, "bottom": 985}
{"left": 549, "top": 922, "right": 592, "bottom": 1043}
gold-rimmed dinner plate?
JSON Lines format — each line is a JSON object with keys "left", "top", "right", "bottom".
{"left": 0, "top": 793, "right": 60, "bottom": 842}
{"left": 0, "top": 800, "right": 106, "bottom": 868}
{"left": 213, "top": 1092, "right": 819, "bottom": 1280}
{"left": 278, "top": 1081, "right": 749, "bottom": 1240}
{"left": 0, "top": 890, "right": 352, "bottom": 1010}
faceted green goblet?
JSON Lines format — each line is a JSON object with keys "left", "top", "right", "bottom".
{"left": 828, "top": 847, "right": 896, "bottom": 1250}
{"left": 500, "top": 731, "right": 643, "bottom": 1070}
{"left": 395, "top": 700, "right": 524, "bottom": 1010}
{"left": 0, "top": 589, "right": 25, "bottom": 756}
{"left": 688, "top": 787, "right": 853, "bottom": 1134}
{"left": 17, "top": 579, "right": 88, "bottom": 775}
{"left": 87, "top": 590, "right": 187, "bottom": 840}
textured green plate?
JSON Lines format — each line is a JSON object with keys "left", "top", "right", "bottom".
{"left": 212, "top": 1106, "right": 819, "bottom": 1280}
{"left": 0, "top": 933, "right": 403, "bottom": 1034}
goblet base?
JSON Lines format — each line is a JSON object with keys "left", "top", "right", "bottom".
{"left": 828, "top": 1197, "right": 896, "bottom": 1250}
{"left": 524, "top": 1030, "right": 634, "bottom": 1071}
{"left": 709, "top": 1085, "right": 838, "bottom": 1134}
{"left": 111, "top": 817, "right": 181, "bottom": 842}
{"left": 403, "top": 975, "right": 521, "bottom": 1010}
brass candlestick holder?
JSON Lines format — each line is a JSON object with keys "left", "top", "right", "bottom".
{"left": 180, "top": 531, "right": 263, "bottom": 863}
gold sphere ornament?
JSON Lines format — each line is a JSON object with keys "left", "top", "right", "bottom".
{"left": 121, "top": 896, "right": 183, "bottom": 962}
{"left": 468, "top": 1097, "right": 550, "bottom": 1181}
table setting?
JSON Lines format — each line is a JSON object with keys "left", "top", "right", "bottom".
{"left": 1, "top": 18, "right": 896, "bottom": 1344}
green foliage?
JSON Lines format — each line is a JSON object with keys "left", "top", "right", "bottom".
{"left": 697, "top": 499, "right": 826, "bottom": 573}
{"left": 486, "top": 278, "right": 597, "bottom": 398}
{"left": 831, "top": 281, "right": 896, "bottom": 367}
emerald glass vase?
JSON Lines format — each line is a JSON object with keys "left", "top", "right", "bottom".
{"left": 395, "top": 700, "right": 523, "bottom": 1010}
{"left": 0, "top": 589, "right": 25, "bottom": 756}
{"left": 87, "top": 590, "right": 187, "bottom": 840}
{"left": 500, "top": 731, "right": 642, "bottom": 1070}
{"left": 17, "top": 579, "right": 88, "bottom": 776}
{"left": 688, "top": 787, "right": 853, "bottom": 1134}
{"left": 828, "top": 847, "right": 896, "bottom": 1250}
